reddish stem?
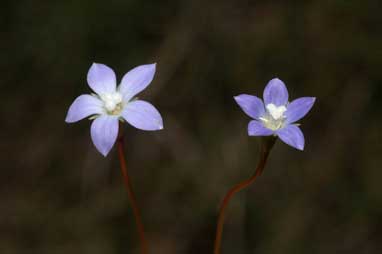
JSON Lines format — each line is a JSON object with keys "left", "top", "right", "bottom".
{"left": 213, "top": 138, "right": 274, "bottom": 254}
{"left": 117, "top": 134, "right": 148, "bottom": 254}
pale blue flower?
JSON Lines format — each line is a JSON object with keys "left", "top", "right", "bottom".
{"left": 66, "top": 63, "right": 163, "bottom": 156}
{"left": 235, "top": 78, "right": 315, "bottom": 150}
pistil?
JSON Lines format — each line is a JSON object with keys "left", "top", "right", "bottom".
{"left": 100, "top": 92, "right": 124, "bottom": 115}
{"left": 260, "top": 103, "right": 287, "bottom": 131}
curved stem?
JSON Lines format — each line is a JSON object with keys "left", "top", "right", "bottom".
{"left": 117, "top": 134, "right": 148, "bottom": 254}
{"left": 213, "top": 137, "right": 275, "bottom": 254}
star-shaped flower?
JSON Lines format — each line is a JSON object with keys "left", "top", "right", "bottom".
{"left": 234, "top": 78, "right": 315, "bottom": 150}
{"left": 65, "top": 63, "right": 163, "bottom": 156}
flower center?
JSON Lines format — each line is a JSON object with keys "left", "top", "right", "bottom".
{"left": 100, "top": 92, "right": 124, "bottom": 115}
{"left": 259, "top": 103, "right": 287, "bottom": 131}
{"left": 266, "top": 104, "right": 286, "bottom": 120}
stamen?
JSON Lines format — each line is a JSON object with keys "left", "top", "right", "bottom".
{"left": 259, "top": 103, "right": 287, "bottom": 131}
{"left": 100, "top": 92, "right": 124, "bottom": 115}
{"left": 266, "top": 104, "right": 286, "bottom": 120}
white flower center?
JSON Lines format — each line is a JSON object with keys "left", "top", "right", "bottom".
{"left": 259, "top": 103, "right": 287, "bottom": 131}
{"left": 266, "top": 104, "right": 286, "bottom": 120}
{"left": 100, "top": 92, "right": 124, "bottom": 115}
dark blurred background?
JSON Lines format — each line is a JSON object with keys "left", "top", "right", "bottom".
{"left": 1, "top": 0, "right": 382, "bottom": 253}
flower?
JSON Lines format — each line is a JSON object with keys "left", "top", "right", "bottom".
{"left": 65, "top": 63, "right": 163, "bottom": 156}
{"left": 234, "top": 78, "right": 315, "bottom": 150}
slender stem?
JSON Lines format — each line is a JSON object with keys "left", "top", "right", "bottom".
{"left": 213, "top": 137, "right": 275, "bottom": 254}
{"left": 117, "top": 133, "right": 148, "bottom": 254}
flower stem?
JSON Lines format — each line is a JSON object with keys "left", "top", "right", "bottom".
{"left": 213, "top": 137, "right": 275, "bottom": 254}
{"left": 117, "top": 131, "right": 148, "bottom": 254}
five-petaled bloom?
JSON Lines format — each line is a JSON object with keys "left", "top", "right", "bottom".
{"left": 234, "top": 78, "right": 315, "bottom": 150}
{"left": 65, "top": 63, "right": 163, "bottom": 156}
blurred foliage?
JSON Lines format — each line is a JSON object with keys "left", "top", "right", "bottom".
{"left": 1, "top": 0, "right": 382, "bottom": 253}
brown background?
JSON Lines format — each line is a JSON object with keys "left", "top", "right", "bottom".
{"left": 1, "top": 0, "right": 382, "bottom": 253}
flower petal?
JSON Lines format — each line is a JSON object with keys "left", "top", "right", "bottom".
{"left": 248, "top": 120, "right": 274, "bottom": 136}
{"left": 285, "top": 97, "right": 316, "bottom": 124}
{"left": 234, "top": 94, "right": 265, "bottom": 120}
{"left": 119, "top": 63, "right": 156, "bottom": 101}
{"left": 121, "top": 100, "right": 163, "bottom": 131}
{"left": 263, "top": 78, "right": 289, "bottom": 106}
{"left": 87, "top": 63, "right": 117, "bottom": 95}
{"left": 90, "top": 115, "right": 119, "bottom": 156}
{"left": 65, "top": 95, "right": 103, "bottom": 123}
{"left": 276, "top": 125, "right": 305, "bottom": 151}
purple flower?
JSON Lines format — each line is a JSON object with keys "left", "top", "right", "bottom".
{"left": 65, "top": 63, "right": 163, "bottom": 156}
{"left": 234, "top": 78, "right": 315, "bottom": 151}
